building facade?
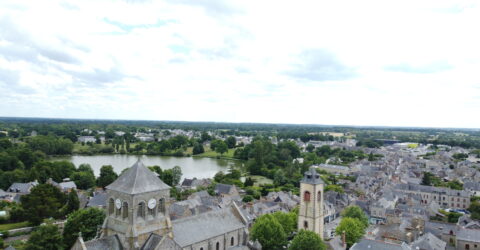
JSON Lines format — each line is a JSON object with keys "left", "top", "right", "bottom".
{"left": 298, "top": 168, "right": 325, "bottom": 239}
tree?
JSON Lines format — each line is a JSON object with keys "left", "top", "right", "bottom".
{"left": 272, "top": 211, "right": 297, "bottom": 235}
{"left": 244, "top": 177, "right": 255, "bottom": 187}
{"left": 226, "top": 136, "right": 236, "bottom": 149}
{"left": 251, "top": 214, "right": 287, "bottom": 250}
{"left": 214, "top": 140, "right": 228, "bottom": 155}
{"left": 97, "top": 165, "right": 118, "bottom": 188}
{"left": 171, "top": 166, "right": 182, "bottom": 186}
{"left": 335, "top": 217, "right": 365, "bottom": 248}
{"left": 63, "top": 207, "right": 106, "bottom": 249}
{"left": 25, "top": 224, "right": 63, "bottom": 250}
{"left": 70, "top": 171, "right": 96, "bottom": 190}
{"left": 21, "top": 184, "right": 66, "bottom": 225}
{"left": 306, "top": 144, "right": 315, "bottom": 153}
{"left": 192, "top": 143, "right": 205, "bottom": 155}
{"left": 289, "top": 230, "right": 326, "bottom": 250}
{"left": 469, "top": 201, "right": 480, "bottom": 220}
{"left": 63, "top": 189, "right": 80, "bottom": 215}
{"left": 421, "top": 172, "right": 434, "bottom": 186}
{"left": 341, "top": 205, "right": 369, "bottom": 229}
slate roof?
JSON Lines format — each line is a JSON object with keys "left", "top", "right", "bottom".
{"left": 410, "top": 232, "right": 446, "bottom": 250}
{"left": 141, "top": 234, "right": 163, "bottom": 250}
{"left": 7, "top": 181, "right": 37, "bottom": 193}
{"left": 456, "top": 228, "right": 480, "bottom": 243}
{"left": 84, "top": 234, "right": 123, "bottom": 250}
{"left": 350, "top": 239, "right": 411, "bottom": 250}
{"left": 106, "top": 161, "right": 170, "bottom": 195}
{"left": 215, "top": 183, "right": 235, "bottom": 195}
{"left": 172, "top": 205, "right": 246, "bottom": 247}
{"left": 0, "top": 189, "right": 8, "bottom": 197}
{"left": 301, "top": 168, "right": 324, "bottom": 185}
{"left": 87, "top": 192, "right": 108, "bottom": 207}
{"left": 59, "top": 181, "right": 77, "bottom": 190}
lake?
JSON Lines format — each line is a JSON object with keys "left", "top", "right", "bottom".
{"left": 53, "top": 155, "right": 243, "bottom": 180}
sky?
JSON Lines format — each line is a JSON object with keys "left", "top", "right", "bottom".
{"left": 1, "top": 0, "right": 480, "bottom": 128}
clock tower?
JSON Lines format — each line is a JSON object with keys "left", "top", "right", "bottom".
{"left": 298, "top": 167, "right": 325, "bottom": 239}
{"left": 102, "top": 160, "right": 171, "bottom": 249}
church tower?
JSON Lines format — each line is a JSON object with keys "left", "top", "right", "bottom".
{"left": 102, "top": 160, "right": 172, "bottom": 249}
{"left": 298, "top": 168, "right": 325, "bottom": 239}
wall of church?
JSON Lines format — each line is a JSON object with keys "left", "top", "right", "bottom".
{"left": 181, "top": 228, "right": 245, "bottom": 250}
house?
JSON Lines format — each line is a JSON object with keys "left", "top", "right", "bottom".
{"left": 87, "top": 192, "right": 108, "bottom": 208}
{"left": 410, "top": 232, "right": 446, "bottom": 250}
{"left": 7, "top": 181, "right": 38, "bottom": 193}
{"left": 350, "top": 239, "right": 411, "bottom": 250}
{"left": 215, "top": 183, "right": 239, "bottom": 197}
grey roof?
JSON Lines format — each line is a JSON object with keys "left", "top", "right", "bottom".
{"left": 5, "top": 246, "right": 16, "bottom": 250}
{"left": 0, "top": 189, "right": 8, "bottom": 197}
{"left": 84, "top": 234, "right": 123, "bottom": 250}
{"left": 410, "top": 232, "right": 446, "bottom": 250}
{"left": 301, "top": 168, "right": 325, "bottom": 185}
{"left": 7, "top": 182, "right": 37, "bottom": 193}
{"left": 141, "top": 234, "right": 163, "bottom": 250}
{"left": 456, "top": 228, "right": 480, "bottom": 243}
{"left": 106, "top": 161, "right": 170, "bottom": 195}
{"left": 172, "top": 205, "right": 246, "bottom": 247}
{"left": 87, "top": 192, "right": 108, "bottom": 207}
{"left": 215, "top": 183, "right": 235, "bottom": 194}
{"left": 395, "top": 183, "right": 470, "bottom": 197}
{"left": 59, "top": 181, "right": 77, "bottom": 190}
{"left": 350, "top": 239, "right": 411, "bottom": 250}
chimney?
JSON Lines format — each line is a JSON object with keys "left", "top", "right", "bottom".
{"left": 342, "top": 231, "right": 346, "bottom": 249}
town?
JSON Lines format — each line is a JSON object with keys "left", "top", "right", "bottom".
{"left": 0, "top": 119, "right": 479, "bottom": 250}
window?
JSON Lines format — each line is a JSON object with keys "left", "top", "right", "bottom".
{"left": 466, "top": 244, "right": 470, "bottom": 250}
{"left": 109, "top": 199, "right": 114, "bottom": 214}
{"left": 304, "top": 191, "right": 311, "bottom": 202}
{"left": 158, "top": 198, "right": 166, "bottom": 214}
{"left": 138, "top": 202, "right": 145, "bottom": 218}
{"left": 200, "top": 248, "right": 203, "bottom": 250}
{"left": 317, "top": 191, "right": 322, "bottom": 202}
{"left": 216, "top": 242, "right": 220, "bottom": 250}
{"left": 231, "top": 237, "right": 234, "bottom": 246}
{"left": 304, "top": 221, "right": 308, "bottom": 229}
{"left": 122, "top": 202, "right": 128, "bottom": 219}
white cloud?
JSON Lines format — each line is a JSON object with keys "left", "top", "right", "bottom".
{"left": 0, "top": 0, "right": 479, "bottom": 128}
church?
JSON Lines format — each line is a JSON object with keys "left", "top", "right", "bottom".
{"left": 72, "top": 161, "right": 250, "bottom": 250}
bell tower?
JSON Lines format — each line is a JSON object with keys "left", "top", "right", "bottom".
{"left": 102, "top": 160, "right": 172, "bottom": 249}
{"left": 298, "top": 167, "right": 324, "bottom": 239}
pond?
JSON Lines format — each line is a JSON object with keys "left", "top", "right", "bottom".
{"left": 53, "top": 155, "right": 243, "bottom": 180}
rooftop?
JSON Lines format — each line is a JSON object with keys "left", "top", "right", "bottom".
{"left": 106, "top": 160, "right": 170, "bottom": 195}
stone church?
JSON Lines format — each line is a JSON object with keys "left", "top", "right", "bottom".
{"left": 72, "top": 161, "right": 250, "bottom": 250}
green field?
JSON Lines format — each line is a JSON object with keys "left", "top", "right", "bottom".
{"left": 248, "top": 175, "right": 273, "bottom": 186}
{"left": 195, "top": 148, "right": 236, "bottom": 159}
{"left": 0, "top": 221, "right": 29, "bottom": 231}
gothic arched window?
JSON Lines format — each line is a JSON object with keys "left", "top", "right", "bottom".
{"left": 317, "top": 191, "right": 322, "bottom": 202}
{"left": 231, "top": 236, "right": 234, "bottom": 246}
{"left": 158, "top": 198, "right": 166, "bottom": 214}
{"left": 216, "top": 242, "right": 220, "bottom": 250}
{"left": 122, "top": 202, "right": 128, "bottom": 219}
{"left": 137, "top": 201, "right": 145, "bottom": 218}
{"left": 304, "top": 191, "right": 311, "bottom": 202}
{"left": 109, "top": 198, "right": 114, "bottom": 214}
{"left": 304, "top": 221, "right": 308, "bottom": 229}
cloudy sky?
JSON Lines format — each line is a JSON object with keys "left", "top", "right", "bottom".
{"left": 1, "top": 0, "right": 479, "bottom": 128}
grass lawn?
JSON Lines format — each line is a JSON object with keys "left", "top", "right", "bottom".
{"left": 0, "top": 221, "right": 29, "bottom": 231}
{"left": 248, "top": 175, "right": 274, "bottom": 186}
{"left": 196, "top": 148, "right": 236, "bottom": 159}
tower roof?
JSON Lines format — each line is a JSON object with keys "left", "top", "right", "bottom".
{"left": 301, "top": 167, "right": 325, "bottom": 185}
{"left": 106, "top": 160, "right": 170, "bottom": 195}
